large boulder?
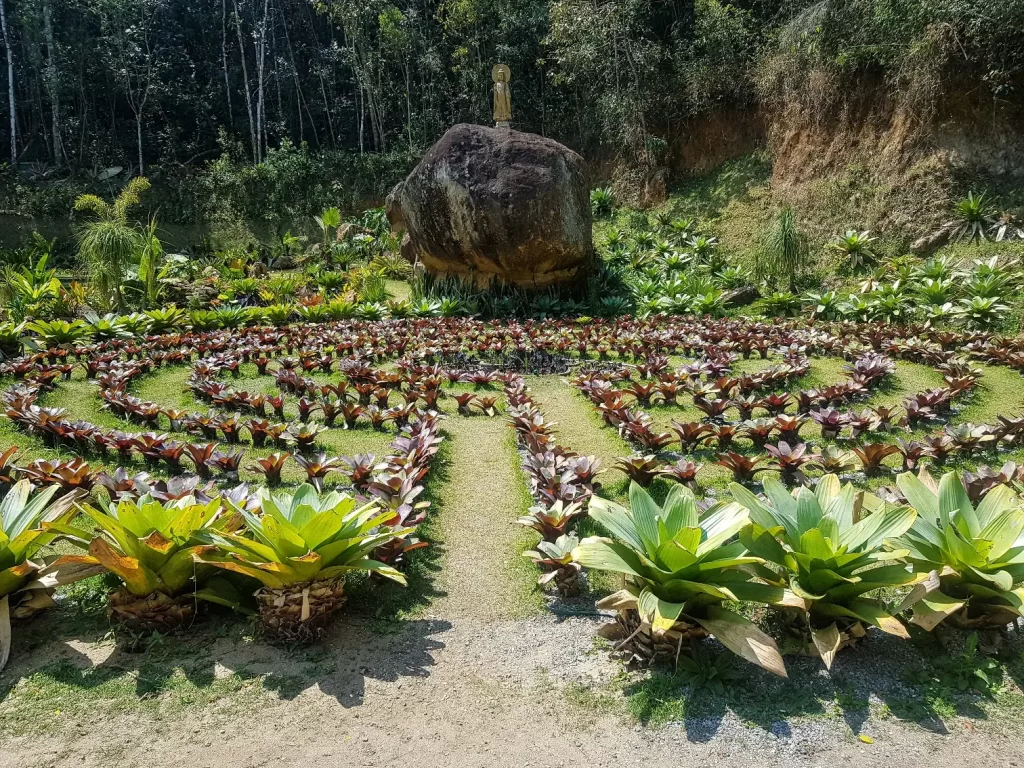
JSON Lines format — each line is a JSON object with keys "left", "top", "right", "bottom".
{"left": 387, "top": 123, "right": 593, "bottom": 289}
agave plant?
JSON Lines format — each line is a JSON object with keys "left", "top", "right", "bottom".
{"left": 49, "top": 493, "right": 244, "bottom": 633}
{"left": 897, "top": 470, "right": 1024, "bottom": 631}
{"left": 732, "top": 476, "right": 919, "bottom": 667}
{"left": 195, "top": 485, "right": 411, "bottom": 642}
{"left": 573, "top": 483, "right": 787, "bottom": 674}
{"left": 0, "top": 483, "right": 94, "bottom": 669}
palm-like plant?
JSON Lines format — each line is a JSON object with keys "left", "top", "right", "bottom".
{"left": 573, "top": 482, "right": 788, "bottom": 675}
{"left": 315, "top": 206, "right": 342, "bottom": 248}
{"left": 195, "top": 484, "right": 411, "bottom": 642}
{"left": 732, "top": 476, "right": 920, "bottom": 667}
{"left": 0, "top": 482, "right": 92, "bottom": 670}
{"left": 897, "top": 470, "right": 1024, "bottom": 631}
{"left": 755, "top": 207, "right": 806, "bottom": 291}
{"left": 74, "top": 176, "right": 151, "bottom": 310}
{"left": 48, "top": 492, "right": 243, "bottom": 633}
{"left": 137, "top": 218, "right": 166, "bottom": 308}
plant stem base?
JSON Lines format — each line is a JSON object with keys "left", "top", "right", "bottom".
{"left": 598, "top": 607, "right": 707, "bottom": 667}
{"left": 256, "top": 578, "right": 347, "bottom": 644}
{"left": 107, "top": 589, "right": 194, "bottom": 634}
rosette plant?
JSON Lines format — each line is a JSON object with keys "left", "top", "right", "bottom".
{"left": 195, "top": 484, "right": 412, "bottom": 642}
{"left": 573, "top": 482, "right": 788, "bottom": 675}
{"left": 731, "top": 475, "right": 919, "bottom": 668}
{"left": 896, "top": 470, "right": 1024, "bottom": 631}
{"left": 49, "top": 493, "right": 244, "bottom": 633}
{"left": 0, "top": 482, "right": 94, "bottom": 670}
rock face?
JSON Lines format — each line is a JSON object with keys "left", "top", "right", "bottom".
{"left": 387, "top": 124, "right": 593, "bottom": 289}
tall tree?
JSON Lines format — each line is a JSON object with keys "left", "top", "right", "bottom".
{"left": 41, "top": 0, "right": 62, "bottom": 167}
{"left": 0, "top": 0, "right": 15, "bottom": 167}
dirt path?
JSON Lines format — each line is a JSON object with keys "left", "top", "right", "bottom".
{"left": 2, "top": 612, "right": 1023, "bottom": 768}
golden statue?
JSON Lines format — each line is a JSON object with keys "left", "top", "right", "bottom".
{"left": 492, "top": 63, "right": 511, "bottom": 127}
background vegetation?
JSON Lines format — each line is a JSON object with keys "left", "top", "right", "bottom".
{"left": 0, "top": 0, "right": 1017, "bottom": 228}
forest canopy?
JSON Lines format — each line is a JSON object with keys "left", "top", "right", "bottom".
{"left": 0, "top": 0, "right": 1018, "bottom": 218}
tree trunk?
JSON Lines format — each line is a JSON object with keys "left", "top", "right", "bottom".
{"left": 221, "top": 0, "right": 232, "bottom": 127}
{"left": 42, "top": 0, "right": 63, "bottom": 168}
{"left": 232, "top": 0, "right": 257, "bottom": 162}
{"left": 136, "top": 112, "right": 144, "bottom": 175}
{"left": 357, "top": 85, "right": 364, "bottom": 154}
{"left": 254, "top": 0, "right": 269, "bottom": 161}
{"left": 0, "top": 0, "right": 15, "bottom": 167}
{"left": 404, "top": 59, "right": 412, "bottom": 151}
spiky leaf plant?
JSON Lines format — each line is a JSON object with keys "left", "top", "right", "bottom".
{"left": 731, "top": 476, "right": 919, "bottom": 667}
{"left": 523, "top": 533, "right": 584, "bottom": 597}
{"left": 74, "top": 176, "right": 151, "bottom": 310}
{"left": 573, "top": 482, "right": 789, "bottom": 676}
{"left": 195, "top": 484, "right": 410, "bottom": 643}
{"left": 0, "top": 482, "right": 92, "bottom": 670}
{"left": 50, "top": 493, "right": 243, "bottom": 633}
{"left": 896, "top": 470, "right": 1024, "bottom": 631}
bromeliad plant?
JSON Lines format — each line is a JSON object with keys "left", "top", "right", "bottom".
{"left": 732, "top": 475, "right": 920, "bottom": 668}
{"left": 517, "top": 500, "right": 585, "bottom": 542}
{"left": 573, "top": 482, "right": 788, "bottom": 675}
{"left": 523, "top": 534, "right": 583, "bottom": 597}
{"left": 50, "top": 493, "right": 244, "bottom": 633}
{"left": 896, "top": 470, "right": 1024, "bottom": 631}
{"left": 0, "top": 482, "right": 94, "bottom": 670}
{"left": 195, "top": 484, "right": 411, "bottom": 642}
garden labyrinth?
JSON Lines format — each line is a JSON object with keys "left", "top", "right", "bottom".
{"left": 3, "top": 316, "right": 1024, "bottom": 766}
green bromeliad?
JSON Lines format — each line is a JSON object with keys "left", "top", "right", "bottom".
{"left": 195, "top": 484, "right": 412, "bottom": 642}
{"left": 897, "top": 469, "right": 1024, "bottom": 630}
{"left": 731, "top": 475, "right": 920, "bottom": 667}
{"left": 49, "top": 492, "right": 244, "bottom": 633}
{"left": 573, "top": 482, "right": 790, "bottom": 676}
{"left": 0, "top": 481, "right": 94, "bottom": 669}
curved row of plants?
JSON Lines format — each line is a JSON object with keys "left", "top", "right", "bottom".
{"left": 2, "top": 314, "right": 1024, "bottom": 682}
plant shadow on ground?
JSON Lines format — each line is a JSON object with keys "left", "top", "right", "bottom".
{"left": 618, "top": 625, "right": 1024, "bottom": 742}
{"left": 0, "top": 606, "right": 451, "bottom": 732}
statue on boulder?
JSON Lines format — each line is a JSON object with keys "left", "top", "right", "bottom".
{"left": 386, "top": 122, "right": 593, "bottom": 290}
{"left": 492, "top": 64, "right": 512, "bottom": 127}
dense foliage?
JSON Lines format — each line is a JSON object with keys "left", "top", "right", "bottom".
{"left": 0, "top": 0, "right": 1017, "bottom": 221}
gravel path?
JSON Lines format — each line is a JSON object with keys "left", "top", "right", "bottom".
{"left": 2, "top": 612, "right": 1022, "bottom": 768}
